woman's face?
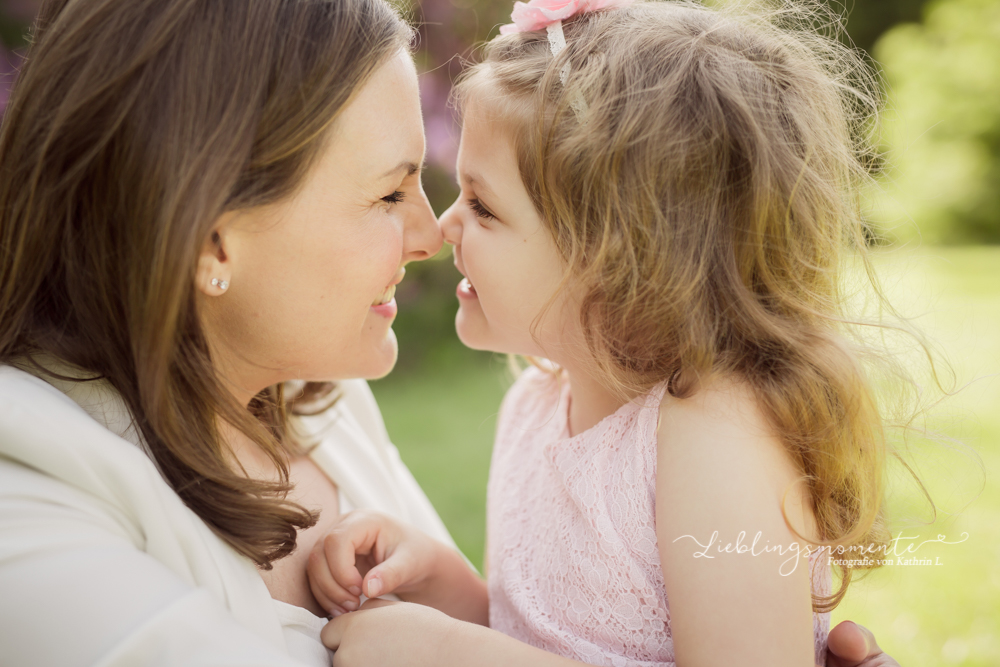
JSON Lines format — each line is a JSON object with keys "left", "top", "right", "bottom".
{"left": 198, "top": 50, "right": 441, "bottom": 403}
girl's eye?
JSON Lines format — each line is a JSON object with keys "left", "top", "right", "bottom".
{"left": 382, "top": 190, "right": 405, "bottom": 205}
{"left": 468, "top": 197, "right": 496, "bottom": 221}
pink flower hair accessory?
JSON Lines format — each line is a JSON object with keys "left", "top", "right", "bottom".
{"left": 498, "top": 0, "right": 634, "bottom": 118}
{"left": 499, "top": 0, "right": 634, "bottom": 35}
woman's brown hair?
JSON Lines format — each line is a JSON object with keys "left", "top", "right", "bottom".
{"left": 455, "top": 0, "right": 952, "bottom": 610}
{"left": 0, "top": 0, "right": 412, "bottom": 568}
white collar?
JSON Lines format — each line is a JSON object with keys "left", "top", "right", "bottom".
{"left": 9, "top": 352, "right": 150, "bottom": 455}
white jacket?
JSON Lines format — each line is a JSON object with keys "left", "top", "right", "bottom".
{"left": 0, "top": 358, "right": 460, "bottom": 667}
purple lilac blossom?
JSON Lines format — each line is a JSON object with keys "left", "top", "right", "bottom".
{"left": 416, "top": 0, "right": 512, "bottom": 176}
{"left": 0, "top": 47, "right": 17, "bottom": 119}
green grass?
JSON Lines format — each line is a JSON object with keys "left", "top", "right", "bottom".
{"left": 370, "top": 246, "right": 1000, "bottom": 666}
{"left": 828, "top": 247, "right": 1000, "bottom": 666}
{"left": 369, "top": 354, "right": 514, "bottom": 568}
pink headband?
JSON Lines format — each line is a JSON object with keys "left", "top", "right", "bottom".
{"left": 498, "top": 0, "right": 635, "bottom": 116}
{"left": 499, "top": 0, "right": 634, "bottom": 35}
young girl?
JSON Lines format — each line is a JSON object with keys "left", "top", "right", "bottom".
{"left": 307, "top": 1, "right": 899, "bottom": 664}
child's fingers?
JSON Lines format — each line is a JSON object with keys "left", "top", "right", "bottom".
{"left": 318, "top": 597, "right": 349, "bottom": 619}
{"left": 362, "top": 565, "right": 395, "bottom": 598}
{"left": 307, "top": 544, "right": 361, "bottom": 613}
{"left": 361, "top": 546, "right": 417, "bottom": 599}
{"left": 317, "top": 529, "right": 367, "bottom": 596}
{"left": 309, "top": 565, "right": 356, "bottom": 614}
{"left": 306, "top": 554, "right": 351, "bottom": 617}
{"left": 322, "top": 516, "right": 388, "bottom": 594}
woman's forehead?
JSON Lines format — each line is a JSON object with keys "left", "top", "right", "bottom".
{"left": 326, "top": 50, "right": 426, "bottom": 184}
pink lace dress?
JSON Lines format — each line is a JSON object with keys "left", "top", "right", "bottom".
{"left": 487, "top": 366, "right": 831, "bottom": 667}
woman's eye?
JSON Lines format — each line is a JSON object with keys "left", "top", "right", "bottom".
{"left": 381, "top": 190, "right": 405, "bottom": 205}
{"left": 468, "top": 197, "right": 496, "bottom": 221}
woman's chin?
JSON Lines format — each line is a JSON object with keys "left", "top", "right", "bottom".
{"left": 312, "top": 330, "right": 398, "bottom": 381}
{"left": 361, "top": 331, "right": 399, "bottom": 380}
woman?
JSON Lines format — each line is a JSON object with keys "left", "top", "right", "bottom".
{"left": 0, "top": 0, "right": 895, "bottom": 665}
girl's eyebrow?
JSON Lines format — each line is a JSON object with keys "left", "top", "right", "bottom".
{"left": 459, "top": 170, "right": 497, "bottom": 197}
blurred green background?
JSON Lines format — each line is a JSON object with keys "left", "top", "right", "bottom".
{"left": 2, "top": 0, "right": 997, "bottom": 664}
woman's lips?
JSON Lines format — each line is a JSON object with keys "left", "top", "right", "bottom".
{"left": 372, "top": 284, "right": 396, "bottom": 306}
{"left": 370, "top": 298, "right": 397, "bottom": 318}
{"left": 370, "top": 267, "right": 405, "bottom": 317}
{"left": 457, "top": 277, "right": 478, "bottom": 299}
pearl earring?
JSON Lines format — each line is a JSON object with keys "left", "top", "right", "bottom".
{"left": 211, "top": 278, "right": 229, "bottom": 291}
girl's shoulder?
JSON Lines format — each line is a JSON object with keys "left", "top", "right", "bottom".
{"left": 656, "top": 373, "right": 821, "bottom": 544}
{"left": 659, "top": 374, "right": 771, "bottom": 439}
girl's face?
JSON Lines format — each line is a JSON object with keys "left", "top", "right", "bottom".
{"left": 197, "top": 50, "right": 442, "bottom": 403}
{"left": 438, "top": 103, "right": 579, "bottom": 359}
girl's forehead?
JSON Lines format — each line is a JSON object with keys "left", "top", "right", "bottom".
{"left": 457, "top": 124, "right": 517, "bottom": 194}
{"left": 458, "top": 103, "right": 518, "bottom": 166}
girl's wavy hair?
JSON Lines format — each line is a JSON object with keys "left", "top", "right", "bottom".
{"left": 0, "top": 0, "right": 413, "bottom": 568}
{"left": 454, "top": 0, "right": 954, "bottom": 611}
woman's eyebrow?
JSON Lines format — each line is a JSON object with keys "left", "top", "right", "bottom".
{"left": 380, "top": 160, "right": 424, "bottom": 179}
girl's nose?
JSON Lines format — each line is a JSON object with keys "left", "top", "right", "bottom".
{"left": 437, "top": 199, "right": 463, "bottom": 246}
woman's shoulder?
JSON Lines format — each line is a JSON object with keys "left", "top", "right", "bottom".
{"left": 0, "top": 361, "right": 168, "bottom": 500}
{"left": 0, "top": 361, "right": 90, "bottom": 414}
{"left": 0, "top": 362, "right": 225, "bottom": 561}
{"left": 0, "top": 363, "right": 117, "bottom": 458}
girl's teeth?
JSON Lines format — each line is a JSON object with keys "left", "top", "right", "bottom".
{"left": 461, "top": 278, "right": 476, "bottom": 293}
{"left": 372, "top": 284, "right": 395, "bottom": 306}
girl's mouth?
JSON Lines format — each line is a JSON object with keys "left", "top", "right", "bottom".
{"left": 457, "top": 277, "right": 478, "bottom": 299}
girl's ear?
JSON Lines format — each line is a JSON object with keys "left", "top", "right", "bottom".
{"left": 195, "top": 212, "right": 239, "bottom": 297}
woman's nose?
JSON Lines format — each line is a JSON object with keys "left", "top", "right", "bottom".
{"left": 437, "top": 198, "right": 463, "bottom": 246}
{"left": 402, "top": 189, "right": 444, "bottom": 263}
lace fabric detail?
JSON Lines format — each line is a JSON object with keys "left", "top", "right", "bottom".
{"left": 487, "top": 366, "right": 831, "bottom": 667}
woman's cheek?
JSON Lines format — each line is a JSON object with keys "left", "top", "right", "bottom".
{"left": 384, "top": 216, "right": 406, "bottom": 260}
{"left": 361, "top": 222, "right": 405, "bottom": 283}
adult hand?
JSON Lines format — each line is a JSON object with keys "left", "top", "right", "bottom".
{"left": 322, "top": 598, "right": 459, "bottom": 667}
{"left": 826, "top": 620, "right": 900, "bottom": 667}
{"left": 322, "top": 598, "right": 587, "bottom": 667}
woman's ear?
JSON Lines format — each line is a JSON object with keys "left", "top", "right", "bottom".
{"left": 195, "top": 212, "right": 238, "bottom": 297}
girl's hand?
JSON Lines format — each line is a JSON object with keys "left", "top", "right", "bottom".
{"left": 306, "top": 510, "right": 446, "bottom": 616}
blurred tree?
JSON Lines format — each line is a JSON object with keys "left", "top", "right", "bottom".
{"left": 0, "top": 0, "right": 40, "bottom": 117}
{"left": 837, "top": 0, "right": 931, "bottom": 53}
{"left": 870, "top": 0, "right": 1000, "bottom": 244}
